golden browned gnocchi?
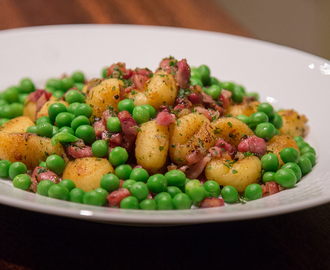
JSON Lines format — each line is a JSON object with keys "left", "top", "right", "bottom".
{"left": 126, "top": 71, "right": 177, "bottom": 110}
{"left": 135, "top": 120, "right": 170, "bottom": 174}
{"left": 278, "top": 109, "right": 308, "bottom": 137}
{"left": 205, "top": 156, "right": 262, "bottom": 193}
{"left": 0, "top": 116, "right": 34, "bottom": 133}
{"left": 226, "top": 100, "right": 260, "bottom": 117}
{"left": 169, "top": 112, "right": 215, "bottom": 166}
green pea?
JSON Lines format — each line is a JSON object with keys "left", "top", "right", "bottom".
{"left": 36, "top": 116, "right": 52, "bottom": 125}
{"left": 132, "top": 106, "right": 150, "bottom": 124}
{"left": 210, "top": 77, "right": 221, "bottom": 86}
{"left": 302, "top": 152, "right": 316, "bottom": 167}
{"left": 37, "top": 180, "right": 55, "bottom": 196}
{"left": 46, "top": 155, "right": 66, "bottom": 175}
{"left": 296, "top": 141, "right": 309, "bottom": 150}
{"left": 197, "top": 65, "right": 211, "bottom": 86}
{"left": 109, "top": 147, "right": 128, "bottom": 166}
{"left": 255, "top": 122, "right": 276, "bottom": 140}
{"left": 244, "top": 184, "right": 263, "bottom": 200}
{"left": 27, "top": 125, "right": 37, "bottom": 133}
{"left": 203, "top": 180, "right": 221, "bottom": 198}
{"left": 262, "top": 171, "right": 276, "bottom": 183}
{"left": 281, "top": 162, "right": 302, "bottom": 182}
{"left": 190, "top": 67, "right": 201, "bottom": 80}
{"left": 293, "top": 136, "right": 304, "bottom": 143}
{"left": 179, "top": 178, "right": 190, "bottom": 193}
{"left": 51, "top": 125, "right": 57, "bottom": 137}
{"left": 3, "top": 87, "right": 19, "bottom": 103}
{"left": 141, "top": 104, "right": 156, "bottom": 119}
{"left": 167, "top": 186, "right": 182, "bottom": 198}
{"left": 19, "top": 78, "right": 35, "bottom": 93}
{"left": 232, "top": 85, "right": 245, "bottom": 103}
{"left": 130, "top": 168, "right": 149, "bottom": 183}
{"left": 275, "top": 168, "right": 297, "bottom": 188}
{"left": 298, "top": 156, "right": 312, "bottom": 175}
{"left": 13, "top": 174, "right": 32, "bottom": 191}
{"left": 67, "top": 102, "right": 80, "bottom": 115}
{"left": 300, "top": 146, "right": 316, "bottom": 156}
{"left": 55, "top": 112, "right": 75, "bottom": 129}
{"left": 74, "top": 83, "right": 85, "bottom": 91}
{"left": 0, "top": 118, "right": 9, "bottom": 125}
{"left": 58, "top": 179, "right": 76, "bottom": 192}
{"left": 75, "top": 125, "right": 96, "bottom": 144}
{"left": 94, "top": 187, "right": 109, "bottom": 205}
{"left": 164, "top": 170, "right": 186, "bottom": 187}
{"left": 172, "top": 193, "right": 192, "bottom": 210}
{"left": 83, "top": 190, "right": 104, "bottom": 206}
{"left": 58, "top": 126, "right": 75, "bottom": 135}
{"left": 48, "top": 102, "right": 67, "bottom": 123}
{"left": 207, "top": 84, "right": 221, "bottom": 100}
{"left": 120, "top": 196, "right": 139, "bottom": 209}
{"left": 100, "top": 173, "right": 120, "bottom": 192}
{"left": 107, "top": 117, "right": 122, "bottom": 133}
{"left": 9, "top": 162, "right": 27, "bottom": 180}
{"left": 48, "top": 185, "right": 70, "bottom": 201}
{"left": 60, "top": 77, "right": 74, "bottom": 91}
{"left": 122, "top": 179, "right": 136, "bottom": 191}
{"left": 74, "top": 103, "right": 93, "bottom": 118}
{"left": 71, "top": 71, "right": 85, "bottom": 83}
{"left": 221, "top": 82, "right": 235, "bottom": 92}
{"left": 261, "top": 153, "right": 279, "bottom": 172}
{"left": 115, "top": 164, "right": 133, "bottom": 180}
{"left": 36, "top": 123, "right": 53, "bottom": 138}
{"left": 118, "top": 99, "right": 135, "bottom": 114}
{"left": 130, "top": 182, "right": 149, "bottom": 201}
{"left": 257, "top": 102, "right": 274, "bottom": 118}
{"left": 190, "top": 77, "right": 203, "bottom": 87}
{"left": 140, "top": 199, "right": 157, "bottom": 210}
{"left": 10, "top": 103, "right": 24, "bottom": 118}
{"left": 65, "top": 89, "right": 85, "bottom": 104}
{"left": 221, "top": 186, "right": 239, "bottom": 203}
{"left": 154, "top": 192, "right": 173, "bottom": 210}
{"left": 71, "top": 115, "right": 90, "bottom": 131}
{"left": 39, "top": 160, "right": 47, "bottom": 168}
{"left": 236, "top": 114, "right": 250, "bottom": 124}
{"left": 269, "top": 113, "right": 283, "bottom": 129}
{"left": 18, "top": 93, "right": 29, "bottom": 104}
{"left": 245, "top": 92, "right": 259, "bottom": 101}
{"left": 69, "top": 188, "right": 85, "bottom": 203}
{"left": 185, "top": 180, "right": 205, "bottom": 202}
{"left": 0, "top": 104, "right": 15, "bottom": 118}
{"left": 92, "top": 140, "right": 109, "bottom": 157}
{"left": 46, "top": 78, "right": 61, "bottom": 90}
{"left": 147, "top": 174, "right": 167, "bottom": 193}
{"left": 280, "top": 147, "right": 300, "bottom": 164}
{"left": 0, "top": 160, "right": 12, "bottom": 177}
{"left": 52, "top": 90, "right": 65, "bottom": 98}
{"left": 249, "top": 112, "right": 269, "bottom": 129}
{"left": 51, "top": 131, "right": 79, "bottom": 146}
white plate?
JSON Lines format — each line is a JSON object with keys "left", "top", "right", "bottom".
{"left": 0, "top": 24, "right": 329, "bottom": 226}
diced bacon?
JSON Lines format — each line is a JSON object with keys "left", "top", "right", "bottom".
{"left": 265, "top": 181, "right": 280, "bottom": 195}
{"left": 175, "top": 59, "right": 191, "bottom": 89}
{"left": 67, "top": 146, "right": 93, "bottom": 159}
{"left": 215, "top": 139, "right": 235, "bottom": 155}
{"left": 31, "top": 167, "right": 60, "bottom": 184}
{"left": 132, "top": 74, "right": 149, "bottom": 91}
{"left": 188, "top": 93, "right": 204, "bottom": 104}
{"left": 197, "top": 174, "right": 207, "bottom": 185}
{"left": 93, "top": 121, "right": 106, "bottom": 138}
{"left": 200, "top": 197, "right": 225, "bottom": 208}
{"left": 185, "top": 155, "right": 212, "bottom": 179}
{"left": 107, "top": 62, "right": 127, "bottom": 78}
{"left": 27, "top": 89, "right": 52, "bottom": 103}
{"left": 159, "top": 105, "right": 172, "bottom": 113}
{"left": 219, "top": 92, "right": 231, "bottom": 109}
{"left": 134, "top": 68, "right": 152, "bottom": 77}
{"left": 119, "top": 179, "right": 125, "bottom": 188}
{"left": 208, "top": 146, "right": 223, "bottom": 158}
{"left": 107, "top": 188, "right": 131, "bottom": 207}
{"left": 202, "top": 92, "right": 226, "bottom": 116}
{"left": 118, "top": 111, "right": 138, "bottom": 136}
{"left": 156, "top": 111, "right": 176, "bottom": 126}
{"left": 193, "top": 107, "right": 212, "bottom": 122}
{"left": 158, "top": 58, "right": 172, "bottom": 74}
{"left": 102, "top": 109, "right": 116, "bottom": 128}
{"left": 186, "top": 151, "right": 204, "bottom": 166}
{"left": 238, "top": 136, "right": 267, "bottom": 155}
{"left": 108, "top": 133, "right": 123, "bottom": 148}
{"left": 29, "top": 174, "right": 38, "bottom": 193}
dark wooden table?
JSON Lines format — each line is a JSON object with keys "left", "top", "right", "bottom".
{"left": 0, "top": 1, "right": 329, "bottom": 269}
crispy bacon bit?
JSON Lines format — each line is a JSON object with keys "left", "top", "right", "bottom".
{"left": 107, "top": 62, "right": 127, "bottom": 78}
{"left": 193, "top": 107, "right": 212, "bottom": 121}
{"left": 107, "top": 188, "right": 131, "bottom": 207}
{"left": 185, "top": 155, "right": 212, "bottom": 179}
{"left": 201, "top": 92, "right": 225, "bottom": 116}
{"left": 200, "top": 197, "right": 225, "bottom": 208}
{"left": 262, "top": 181, "right": 280, "bottom": 197}
{"left": 238, "top": 136, "right": 267, "bottom": 155}
{"left": 188, "top": 93, "right": 204, "bottom": 104}
{"left": 107, "top": 133, "right": 123, "bottom": 148}
{"left": 93, "top": 121, "right": 106, "bottom": 138}
{"left": 32, "top": 167, "right": 60, "bottom": 184}
{"left": 219, "top": 91, "right": 231, "bottom": 109}
{"left": 186, "top": 151, "right": 204, "bottom": 166}
{"left": 175, "top": 59, "right": 191, "bottom": 89}
{"left": 156, "top": 111, "right": 176, "bottom": 126}
{"left": 215, "top": 139, "right": 235, "bottom": 155}
{"left": 118, "top": 111, "right": 138, "bottom": 152}
{"left": 67, "top": 146, "right": 93, "bottom": 159}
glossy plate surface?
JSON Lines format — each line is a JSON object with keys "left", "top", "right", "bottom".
{"left": 0, "top": 25, "right": 329, "bottom": 225}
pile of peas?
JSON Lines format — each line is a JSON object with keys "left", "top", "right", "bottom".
{"left": 0, "top": 65, "right": 317, "bottom": 210}
{"left": 190, "top": 65, "right": 259, "bottom": 103}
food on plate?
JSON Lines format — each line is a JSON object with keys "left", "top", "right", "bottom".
{"left": 0, "top": 56, "right": 316, "bottom": 210}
